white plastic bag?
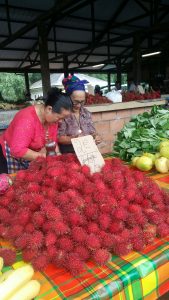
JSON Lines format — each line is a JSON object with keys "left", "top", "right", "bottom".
{"left": 106, "top": 91, "right": 122, "bottom": 103}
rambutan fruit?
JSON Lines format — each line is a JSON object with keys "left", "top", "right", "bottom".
{"left": 0, "top": 224, "right": 8, "bottom": 238}
{"left": 81, "top": 165, "right": 91, "bottom": 176}
{"left": 109, "top": 221, "right": 124, "bottom": 233}
{"left": 84, "top": 204, "right": 98, "bottom": 220}
{"left": 93, "top": 249, "right": 110, "bottom": 265}
{"left": 66, "top": 253, "right": 84, "bottom": 275}
{"left": 86, "top": 234, "right": 101, "bottom": 250}
{"left": 22, "top": 249, "right": 38, "bottom": 262}
{"left": 0, "top": 249, "right": 16, "bottom": 265}
{"left": 119, "top": 199, "right": 129, "bottom": 208}
{"left": 74, "top": 246, "right": 90, "bottom": 261}
{"left": 135, "top": 214, "right": 147, "bottom": 226}
{"left": 27, "top": 182, "right": 40, "bottom": 193}
{"left": 113, "top": 242, "right": 133, "bottom": 256}
{"left": 53, "top": 249, "right": 67, "bottom": 267}
{"left": 148, "top": 212, "right": 163, "bottom": 225}
{"left": 0, "top": 208, "right": 10, "bottom": 223}
{"left": 47, "top": 167, "right": 65, "bottom": 177}
{"left": 46, "top": 206, "right": 62, "bottom": 221}
{"left": 16, "top": 170, "right": 27, "bottom": 181}
{"left": 32, "top": 194, "right": 45, "bottom": 206}
{"left": 5, "top": 187, "right": 15, "bottom": 200}
{"left": 99, "top": 214, "right": 111, "bottom": 230}
{"left": 46, "top": 189, "right": 57, "bottom": 200}
{"left": 72, "top": 227, "right": 87, "bottom": 243}
{"left": 157, "top": 223, "right": 169, "bottom": 237}
{"left": 87, "top": 222, "right": 100, "bottom": 234}
{"left": 16, "top": 208, "right": 30, "bottom": 226}
{"left": 47, "top": 245, "right": 57, "bottom": 260}
{"left": 128, "top": 205, "right": 142, "bottom": 214}
{"left": 59, "top": 237, "right": 74, "bottom": 252}
{"left": 100, "top": 232, "right": 114, "bottom": 249}
{"left": 45, "top": 232, "right": 57, "bottom": 247}
{"left": 69, "top": 212, "right": 84, "bottom": 226}
{"left": 54, "top": 221, "right": 69, "bottom": 235}
{"left": 113, "top": 208, "right": 128, "bottom": 221}
{"left": 42, "top": 221, "right": 53, "bottom": 232}
{"left": 15, "top": 233, "right": 30, "bottom": 250}
{"left": 32, "top": 254, "right": 49, "bottom": 271}
{"left": 29, "top": 231, "right": 44, "bottom": 250}
{"left": 8, "top": 225, "right": 23, "bottom": 240}
{"left": 32, "top": 211, "right": 45, "bottom": 228}
{"left": 25, "top": 223, "right": 35, "bottom": 233}
{"left": 0, "top": 196, "right": 11, "bottom": 207}
{"left": 132, "top": 237, "right": 145, "bottom": 251}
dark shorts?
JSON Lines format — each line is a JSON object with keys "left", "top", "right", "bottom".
{"left": 0, "top": 145, "right": 8, "bottom": 174}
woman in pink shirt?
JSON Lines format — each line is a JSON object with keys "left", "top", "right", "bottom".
{"left": 0, "top": 89, "right": 72, "bottom": 174}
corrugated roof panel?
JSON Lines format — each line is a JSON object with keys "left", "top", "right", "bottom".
{"left": 0, "top": 50, "right": 27, "bottom": 59}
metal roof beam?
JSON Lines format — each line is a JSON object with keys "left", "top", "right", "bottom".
{"left": 0, "top": 0, "right": 91, "bottom": 49}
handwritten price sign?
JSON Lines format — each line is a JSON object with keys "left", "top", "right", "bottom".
{"left": 71, "top": 135, "right": 105, "bottom": 173}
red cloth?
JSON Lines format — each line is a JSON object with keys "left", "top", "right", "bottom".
{"left": 0, "top": 106, "right": 58, "bottom": 158}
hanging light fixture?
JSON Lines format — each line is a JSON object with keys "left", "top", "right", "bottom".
{"left": 142, "top": 51, "right": 161, "bottom": 58}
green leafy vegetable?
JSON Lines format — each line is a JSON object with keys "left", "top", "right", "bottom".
{"left": 113, "top": 106, "right": 169, "bottom": 161}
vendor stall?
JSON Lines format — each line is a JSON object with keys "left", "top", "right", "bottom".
{"left": 0, "top": 159, "right": 168, "bottom": 300}
{"left": 0, "top": 99, "right": 166, "bottom": 153}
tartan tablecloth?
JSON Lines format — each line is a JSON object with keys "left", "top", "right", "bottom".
{"left": 0, "top": 164, "right": 169, "bottom": 299}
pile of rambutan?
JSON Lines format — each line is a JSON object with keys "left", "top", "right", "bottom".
{"left": 0, "top": 154, "right": 169, "bottom": 275}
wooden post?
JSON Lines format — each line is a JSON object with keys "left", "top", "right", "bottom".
{"left": 116, "top": 57, "right": 121, "bottom": 88}
{"left": 107, "top": 72, "right": 111, "bottom": 91}
{"left": 133, "top": 34, "right": 141, "bottom": 84}
{"left": 63, "top": 55, "right": 69, "bottom": 78}
{"left": 38, "top": 22, "right": 51, "bottom": 98}
{"left": 24, "top": 72, "right": 30, "bottom": 96}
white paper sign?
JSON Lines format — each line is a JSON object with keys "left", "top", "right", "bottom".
{"left": 71, "top": 135, "right": 105, "bottom": 173}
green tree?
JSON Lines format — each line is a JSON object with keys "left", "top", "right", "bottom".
{"left": 0, "top": 73, "right": 25, "bottom": 101}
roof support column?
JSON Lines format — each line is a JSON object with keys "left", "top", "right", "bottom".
{"left": 116, "top": 57, "right": 121, "bottom": 88}
{"left": 133, "top": 34, "right": 141, "bottom": 84}
{"left": 107, "top": 72, "right": 111, "bottom": 92}
{"left": 38, "top": 22, "right": 51, "bottom": 98}
{"left": 24, "top": 72, "right": 30, "bottom": 97}
{"left": 63, "top": 55, "right": 69, "bottom": 78}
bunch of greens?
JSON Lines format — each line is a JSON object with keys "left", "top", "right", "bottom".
{"left": 113, "top": 106, "right": 169, "bottom": 161}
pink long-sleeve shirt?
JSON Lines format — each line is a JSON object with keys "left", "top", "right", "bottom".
{"left": 0, "top": 105, "right": 58, "bottom": 158}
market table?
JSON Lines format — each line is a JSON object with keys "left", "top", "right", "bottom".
{"left": 0, "top": 165, "right": 169, "bottom": 300}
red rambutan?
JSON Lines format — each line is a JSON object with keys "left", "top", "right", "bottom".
{"left": 72, "top": 227, "right": 87, "bottom": 243}
{"left": 109, "top": 221, "right": 124, "bottom": 233}
{"left": 84, "top": 204, "right": 98, "bottom": 220}
{"left": 32, "top": 254, "right": 49, "bottom": 271}
{"left": 59, "top": 237, "right": 74, "bottom": 252}
{"left": 31, "top": 231, "right": 44, "bottom": 249}
{"left": 93, "top": 249, "right": 110, "bottom": 265}
{"left": 69, "top": 212, "right": 84, "bottom": 226}
{"left": 87, "top": 222, "right": 100, "bottom": 234}
{"left": 27, "top": 182, "right": 40, "bottom": 193}
{"left": 45, "top": 232, "right": 57, "bottom": 246}
{"left": 113, "top": 242, "right": 133, "bottom": 256}
{"left": 22, "top": 249, "right": 38, "bottom": 262}
{"left": 0, "top": 249, "right": 16, "bottom": 265}
{"left": 8, "top": 225, "right": 23, "bottom": 240}
{"left": 15, "top": 233, "right": 30, "bottom": 250}
{"left": 25, "top": 223, "right": 35, "bottom": 233}
{"left": 32, "top": 211, "right": 45, "bottom": 228}
{"left": 66, "top": 253, "right": 84, "bottom": 275}
{"left": 0, "top": 208, "right": 10, "bottom": 223}
{"left": 132, "top": 237, "right": 145, "bottom": 251}
{"left": 99, "top": 214, "right": 111, "bottom": 230}
{"left": 113, "top": 208, "right": 128, "bottom": 221}
{"left": 74, "top": 246, "right": 90, "bottom": 261}
{"left": 53, "top": 249, "right": 66, "bottom": 267}
{"left": 86, "top": 234, "right": 101, "bottom": 250}
{"left": 54, "top": 221, "right": 69, "bottom": 235}
{"left": 157, "top": 223, "right": 169, "bottom": 237}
